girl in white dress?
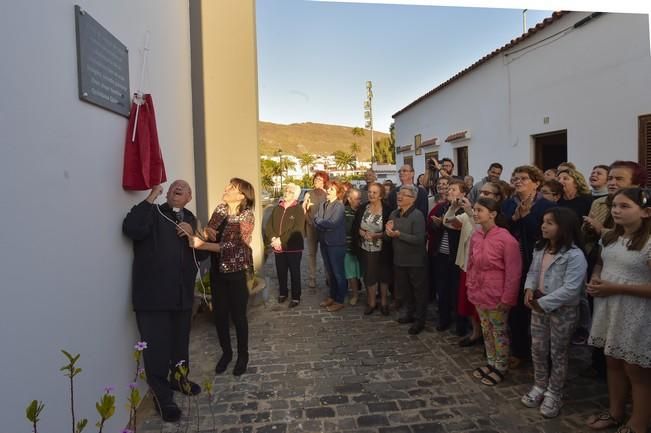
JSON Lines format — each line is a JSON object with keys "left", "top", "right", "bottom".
{"left": 585, "top": 187, "right": 651, "bottom": 433}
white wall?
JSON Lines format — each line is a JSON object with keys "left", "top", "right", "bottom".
{"left": 0, "top": 1, "right": 195, "bottom": 431}
{"left": 394, "top": 12, "right": 651, "bottom": 181}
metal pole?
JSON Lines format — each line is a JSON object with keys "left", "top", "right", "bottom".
{"left": 523, "top": 9, "right": 528, "bottom": 34}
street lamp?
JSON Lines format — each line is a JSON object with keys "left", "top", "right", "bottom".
{"left": 364, "top": 81, "right": 374, "bottom": 164}
{"left": 277, "top": 148, "right": 283, "bottom": 194}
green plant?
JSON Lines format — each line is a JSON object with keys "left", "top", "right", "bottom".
{"left": 60, "top": 350, "right": 88, "bottom": 433}
{"left": 25, "top": 399, "right": 45, "bottom": 433}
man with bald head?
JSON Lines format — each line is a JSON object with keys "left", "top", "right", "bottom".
{"left": 123, "top": 180, "right": 208, "bottom": 422}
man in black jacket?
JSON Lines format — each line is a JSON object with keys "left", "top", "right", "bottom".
{"left": 123, "top": 180, "right": 208, "bottom": 422}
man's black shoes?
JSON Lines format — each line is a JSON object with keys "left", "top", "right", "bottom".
{"left": 154, "top": 401, "right": 182, "bottom": 422}
{"left": 170, "top": 379, "right": 201, "bottom": 396}
{"left": 397, "top": 316, "right": 415, "bottom": 324}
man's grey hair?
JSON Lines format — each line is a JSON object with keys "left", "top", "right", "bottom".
{"left": 284, "top": 183, "right": 301, "bottom": 198}
{"left": 399, "top": 184, "right": 418, "bottom": 197}
{"left": 347, "top": 187, "right": 361, "bottom": 198}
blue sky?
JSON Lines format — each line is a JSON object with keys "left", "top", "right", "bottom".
{"left": 256, "top": 0, "right": 553, "bottom": 132}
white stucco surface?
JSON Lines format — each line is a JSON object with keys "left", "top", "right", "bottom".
{"left": 0, "top": 1, "right": 195, "bottom": 430}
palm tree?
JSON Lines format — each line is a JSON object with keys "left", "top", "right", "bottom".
{"left": 349, "top": 142, "right": 360, "bottom": 171}
{"left": 333, "top": 150, "right": 356, "bottom": 176}
{"left": 261, "top": 158, "right": 281, "bottom": 193}
{"left": 298, "top": 153, "right": 316, "bottom": 174}
{"left": 351, "top": 127, "right": 365, "bottom": 138}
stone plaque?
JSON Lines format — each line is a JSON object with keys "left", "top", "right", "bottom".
{"left": 75, "top": 5, "right": 130, "bottom": 117}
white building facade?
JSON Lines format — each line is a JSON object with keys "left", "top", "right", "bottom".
{"left": 392, "top": 11, "right": 651, "bottom": 185}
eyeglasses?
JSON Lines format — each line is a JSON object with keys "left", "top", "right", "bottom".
{"left": 512, "top": 176, "right": 531, "bottom": 183}
{"left": 399, "top": 169, "right": 413, "bottom": 173}
{"left": 398, "top": 192, "right": 415, "bottom": 198}
{"left": 479, "top": 190, "right": 496, "bottom": 196}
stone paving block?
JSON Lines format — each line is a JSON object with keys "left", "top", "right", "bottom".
{"left": 319, "top": 394, "right": 349, "bottom": 405}
{"left": 410, "top": 422, "right": 446, "bottom": 432}
{"left": 305, "top": 406, "right": 336, "bottom": 418}
{"left": 367, "top": 401, "right": 400, "bottom": 413}
{"left": 137, "top": 254, "right": 611, "bottom": 433}
{"left": 255, "top": 423, "right": 288, "bottom": 433}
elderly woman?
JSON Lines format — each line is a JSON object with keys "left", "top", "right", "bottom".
{"left": 302, "top": 171, "right": 329, "bottom": 288}
{"left": 190, "top": 178, "right": 255, "bottom": 376}
{"left": 386, "top": 184, "right": 427, "bottom": 335}
{"left": 310, "top": 181, "right": 347, "bottom": 312}
{"left": 354, "top": 182, "right": 393, "bottom": 315}
{"left": 502, "top": 165, "right": 555, "bottom": 368}
{"left": 264, "top": 183, "right": 305, "bottom": 308}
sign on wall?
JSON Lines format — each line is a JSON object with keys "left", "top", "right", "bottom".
{"left": 75, "top": 5, "right": 130, "bottom": 117}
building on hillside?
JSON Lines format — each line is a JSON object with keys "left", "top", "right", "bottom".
{"left": 392, "top": 11, "right": 651, "bottom": 185}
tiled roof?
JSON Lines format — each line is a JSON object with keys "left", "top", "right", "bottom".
{"left": 392, "top": 11, "right": 570, "bottom": 118}
{"left": 445, "top": 131, "right": 469, "bottom": 142}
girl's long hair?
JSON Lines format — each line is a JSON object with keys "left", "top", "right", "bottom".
{"left": 475, "top": 197, "right": 507, "bottom": 228}
{"left": 603, "top": 187, "right": 651, "bottom": 251}
{"left": 535, "top": 207, "right": 585, "bottom": 254}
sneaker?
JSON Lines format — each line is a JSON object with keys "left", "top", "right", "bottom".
{"left": 521, "top": 385, "right": 545, "bottom": 408}
{"left": 539, "top": 391, "right": 562, "bottom": 418}
{"left": 326, "top": 302, "right": 344, "bottom": 312}
{"left": 319, "top": 297, "right": 334, "bottom": 308}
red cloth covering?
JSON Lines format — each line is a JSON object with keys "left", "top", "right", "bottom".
{"left": 457, "top": 271, "right": 478, "bottom": 319}
{"left": 122, "top": 94, "right": 167, "bottom": 190}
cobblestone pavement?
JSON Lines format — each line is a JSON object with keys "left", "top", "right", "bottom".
{"left": 139, "top": 254, "right": 617, "bottom": 433}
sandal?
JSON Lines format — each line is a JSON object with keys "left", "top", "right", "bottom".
{"left": 472, "top": 366, "right": 492, "bottom": 379}
{"left": 480, "top": 366, "right": 505, "bottom": 386}
{"left": 586, "top": 411, "right": 623, "bottom": 430}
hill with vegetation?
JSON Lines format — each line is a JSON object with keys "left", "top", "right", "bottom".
{"left": 259, "top": 121, "right": 390, "bottom": 160}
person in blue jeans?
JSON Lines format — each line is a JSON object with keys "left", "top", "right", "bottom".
{"left": 308, "top": 180, "right": 347, "bottom": 312}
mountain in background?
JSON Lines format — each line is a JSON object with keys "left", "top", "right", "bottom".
{"left": 259, "top": 121, "right": 389, "bottom": 160}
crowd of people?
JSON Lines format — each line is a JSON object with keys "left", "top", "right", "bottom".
{"left": 263, "top": 158, "right": 649, "bottom": 433}
{"left": 123, "top": 157, "right": 649, "bottom": 431}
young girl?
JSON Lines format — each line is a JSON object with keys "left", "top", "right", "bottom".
{"left": 585, "top": 187, "right": 651, "bottom": 433}
{"left": 520, "top": 207, "right": 588, "bottom": 418}
{"left": 466, "top": 198, "right": 522, "bottom": 386}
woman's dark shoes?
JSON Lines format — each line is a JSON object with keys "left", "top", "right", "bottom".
{"left": 233, "top": 354, "right": 249, "bottom": 376}
{"left": 288, "top": 300, "right": 300, "bottom": 308}
{"left": 380, "top": 305, "right": 390, "bottom": 316}
{"left": 154, "top": 401, "right": 182, "bottom": 422}
{"left": 436, "top": 322, "right": 450, "bottom": 332}
{"left": 215, "top": 352, "right": 232, "bottom": 374}
{"left": 364, "top": 305, "right": 376, "bottom": 315}
{"left": 277, "top": 295, "right": 288, "bottom": 303}
{"left": 397, "top": 316, "right": 415, "bottom": 324}
{"left": 458, "top": 335, "right": 483, "bottom": 347}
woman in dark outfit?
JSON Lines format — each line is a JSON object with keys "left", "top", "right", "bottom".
{"left": 264, "top": 183, "right": 305, "bottom": 307}
{"left": 501, "top": 165, "right": 555, "bottom": 368}
{"left": 190, "top": 177, "right": 255, "bottom": 376}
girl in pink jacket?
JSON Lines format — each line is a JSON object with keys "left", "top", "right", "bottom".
{"left": 466, "top": 197, "right": 522, "bottom": 386}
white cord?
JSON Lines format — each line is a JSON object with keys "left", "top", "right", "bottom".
{"left": 154, "top": 203, "right": 211, "bottom": 311}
